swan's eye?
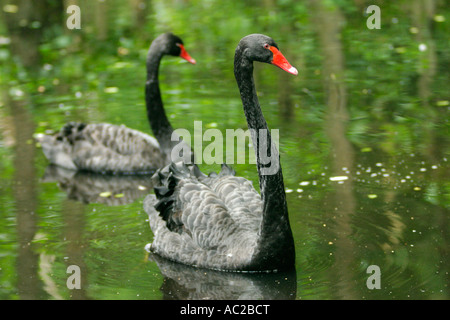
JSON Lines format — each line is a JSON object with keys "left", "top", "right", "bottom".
{"left": 263, "top": 44, "right": 270, "bottom": 49}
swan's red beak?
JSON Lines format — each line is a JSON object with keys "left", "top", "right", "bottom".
{"left": 178, "top": 44, "right": 196, "bottom": 64}
{"left": 269, "top": 46, "right": 298, "bottom": 75}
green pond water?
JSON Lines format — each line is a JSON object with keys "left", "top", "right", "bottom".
{"left": 0, "top": 0, "right": 448, "bottom": 299}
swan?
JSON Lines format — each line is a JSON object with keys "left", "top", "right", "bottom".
{"left": 37, "top": 33, "right": 196, "bottom": 174}
{"left": 144, "top": 34, "right": 297, "bottom": 272}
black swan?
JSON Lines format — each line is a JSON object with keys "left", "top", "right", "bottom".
{"left": 37, "top": 33, "right": 195, "bottom": 174}
{"left": 144, "top": 34, "right": 297, "bottom": 272}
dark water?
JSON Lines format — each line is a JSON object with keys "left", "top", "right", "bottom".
{"left": 0, "top": 1, "right": 448, "bottom": 300}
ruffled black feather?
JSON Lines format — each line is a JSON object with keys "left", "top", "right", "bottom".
{"left": 57, "top": 122, "right": 88, "bottom": 145}
{"left": 153, "top": 162, "right": 236, "bottom": 234}
{"left": 153, "top": 162, "right": 191, "bottom": 234}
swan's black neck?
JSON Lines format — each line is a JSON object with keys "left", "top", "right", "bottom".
{"left": 145, "top": 43, "right": 174, "bottom": 152}
{"left": 234, "top": 50, "right": 295, "bottom": 271}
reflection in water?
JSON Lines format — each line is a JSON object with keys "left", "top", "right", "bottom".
{"left": 1, "top": 0, "right": 43, "bottom": 68}
{"left": 410, "top": 0, "right": 437, "bottom": 108}
{"left": 149, "top": 254, "right": 297, "bottom": 300}
{"left": 62, "top": 197, "right": 89, "bottom": 300}
{"left": 38, "top": 165, "right": 157, "bottom": 299}
{"left": 309, "top": 0, "right": 358, "bottom": 299}
{"left": 410, "top": 0, "right": 441, "bottom": 165}
{"left": 42, "top": 165, "right": 155, "bottom": 206}
{"left": 6, "top": 85, "right": 43, "bottom": 299}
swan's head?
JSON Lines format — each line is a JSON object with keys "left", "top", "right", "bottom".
{"left": 237, "top": 34, "right": 298, "bottom": 75}
{"left": 158, "top": 32, "right": 196, "bottom": 64}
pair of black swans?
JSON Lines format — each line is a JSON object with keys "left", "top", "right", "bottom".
{"left": 39, "top": 33, "right": 298, "bottom": 272}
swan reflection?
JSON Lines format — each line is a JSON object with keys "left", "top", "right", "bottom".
{"left": 41, "top": 165, "right": 155, "bottom": 206}
{"left": 149, "top": 253, "right": 297, "bottom": 300}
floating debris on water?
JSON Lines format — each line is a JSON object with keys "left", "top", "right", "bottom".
{"left": 434, "top": 15, "right": 445, "bottom": 22}
{"left": 436, "top": 100, "right": 449, "bottom": 106}
{"left": 329, "top": 176, "right": 348, "bottom": 182}
{"left": 205, "top": 122, "right": 218, "bottom": 128}
{"left": 104, "top": 87, "right": 119, "bottom": 93}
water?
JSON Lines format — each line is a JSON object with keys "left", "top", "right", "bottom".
{"left": 0, "top": 0, "right": 448, "bottom": 300}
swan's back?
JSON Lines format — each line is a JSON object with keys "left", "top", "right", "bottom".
{"left": 38, "top": 122, "right": 165, "bottom": 173}
{"left": 144, "top": 162, "right": 264, "bottom": 271}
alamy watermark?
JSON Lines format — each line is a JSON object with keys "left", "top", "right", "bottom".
{"left": 66, "top": 265, "right": 81, "bottom": 289}
{"left": 366, "top": 265, "right": 381, "bottom": 289}
{"left": 171, "top": 121, "right": 280, "bottom": 175}
{"left": 366, "top": 5, "right": 381, "bottom": 29}
{"left": 65, "top": 4, "right": 382, "bottom": 31}
{"left": 66, "top": 5, "right": 81, "bottom": 30}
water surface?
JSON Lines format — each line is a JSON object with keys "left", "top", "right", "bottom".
{"left": 0, "top": 0, "right": 448, "bottom": 300}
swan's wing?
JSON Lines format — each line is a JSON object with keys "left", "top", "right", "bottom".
{"left": 42, "top": 165, "right": 155, "bottom": 205}
{"left": 39, "top": 122, "right": 165, "bottom": 172}
{"left": 81, "top": 123, "right": 161, "bottom": 156}
{"left": 152, "top": 163, "right": 239, "bottom": 249}
{"left": 145, "top": 162, "right": 263, "bottom": 267}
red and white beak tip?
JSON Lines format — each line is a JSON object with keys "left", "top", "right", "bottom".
{"left": 269, "top": 46, "right": 298, "bottom": 76}
{"left": 178, "top": 44, "right": 196, "bottom": 64}
{"left": 287, "top": 66, "right": 298, "bottom": 76}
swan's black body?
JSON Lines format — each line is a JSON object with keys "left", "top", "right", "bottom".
{"left": 145, "top": 34, "right": 296, "bottom": 272}
{"left": 38, "top": 33, "right": 194, "bottom": 174}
